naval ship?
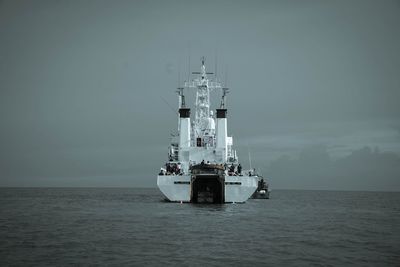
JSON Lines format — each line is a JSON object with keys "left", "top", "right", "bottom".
{"left": 157, "top": 58, "right": 258, "bottom": 203}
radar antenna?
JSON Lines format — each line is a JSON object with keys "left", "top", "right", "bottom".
{"left": 220, "top": 87, "right": 229, "bottom": 108}
{"left": 192, "top": 57, "right": 214, "bottom": 77}
{"left": 177, "top": 87, "right": 185, "bottom": 108}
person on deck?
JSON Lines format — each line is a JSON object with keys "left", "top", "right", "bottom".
{"left": 229, "top": 164, "right": 235, "bottom": 172}
{"left": 237, "top": 163, "right": 242, "bottom": 175}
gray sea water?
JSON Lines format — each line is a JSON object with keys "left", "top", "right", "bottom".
{"left": 0, "top": 188, "right": 399, "bottom": 266}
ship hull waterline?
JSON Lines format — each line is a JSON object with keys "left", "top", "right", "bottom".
{"left": 157, "top": 175, "right": 258, "bottom": 203}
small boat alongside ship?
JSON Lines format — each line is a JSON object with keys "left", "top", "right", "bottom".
{"left": 251, "top": 174, "right": 270, "bottom": 199}
{"left": 157, "top": 57, "right": 269, "bottom": 203}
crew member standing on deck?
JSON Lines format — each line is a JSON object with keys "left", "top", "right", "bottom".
{"left": 237, "top": 163, "right": 242, "bottom": 175}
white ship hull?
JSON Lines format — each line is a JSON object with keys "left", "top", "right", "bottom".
{"left": 157, "top": 175, "right": 258, "bottom": 203}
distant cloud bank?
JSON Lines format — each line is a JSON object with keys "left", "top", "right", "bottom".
{"left": 268, "top": 145, "right": 400, "bottom": 191}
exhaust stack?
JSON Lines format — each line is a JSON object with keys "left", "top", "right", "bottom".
{"left": 216, "top": 108, "right": 227, "bottom": 162}
{"left": 179, "top": 108, "right": 191, "bottom": 150}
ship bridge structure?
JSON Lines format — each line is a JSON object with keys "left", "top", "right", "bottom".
{"left": 157, "top": 57, "right": 258, "bottom": 204}
{"left": 176, "top": 57, "right": 236, "bottom": 173}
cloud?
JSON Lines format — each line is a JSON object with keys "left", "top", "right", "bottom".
{"left": 268, "top": 145, "right": 400, "bottom": 191}
{"left": 235, "top": 119, "right": 400, "bottom": 164}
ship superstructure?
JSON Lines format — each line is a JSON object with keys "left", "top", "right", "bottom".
{"left": 157, "top": 58, "right": 257, "bottom": 203}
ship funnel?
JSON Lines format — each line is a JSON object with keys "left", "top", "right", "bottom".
{"left": 179, "top": 108, "right": 191, "bottom": 160}
{"left": 216, "top": 108, "right": 227, "bottom": 162}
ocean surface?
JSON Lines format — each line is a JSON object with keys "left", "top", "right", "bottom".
{"left": 0, "top": 188, "right": 399, "bottom": 266}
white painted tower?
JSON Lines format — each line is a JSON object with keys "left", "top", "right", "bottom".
{"left": 216, "top": 108, "right": 228, "bottom": 162}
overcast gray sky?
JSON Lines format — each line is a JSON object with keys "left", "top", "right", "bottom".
{"left": 1, "top": 0, "right": 399, "bottom": 190}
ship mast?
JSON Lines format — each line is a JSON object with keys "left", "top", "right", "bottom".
{"left": 194, "top": 57, "right": 211, "bottom": 136}
{"left": 184, "top": 57, "right": 222, "bottom": 137}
